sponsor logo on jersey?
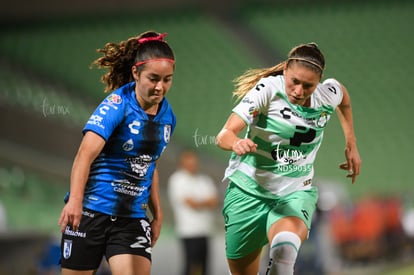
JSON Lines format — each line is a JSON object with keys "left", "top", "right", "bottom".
{"left": 280, "top": 107, "right": 330, "bottom": 128}
{"left": 87, "top": 115, "right": 105, "bottom": 129}
{"left": 122, "top": 139, "right": 134, "bottom": 151}
{"left": 111, "top": 179, "right": 147, "bottom": 197}
{"left": 127, "top": 155, "right": 152, "bottom": 178}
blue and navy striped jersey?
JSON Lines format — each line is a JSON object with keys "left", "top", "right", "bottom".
{"left": 74, "top": 81, "right": 176, "bottom": 218}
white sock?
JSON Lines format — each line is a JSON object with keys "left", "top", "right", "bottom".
{"left": 266, "top": 231, "right": 301, "bottom": 275}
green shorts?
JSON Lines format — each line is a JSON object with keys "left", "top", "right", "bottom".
{"left": 222, "top": 181, "right": 318, "bottom": 259}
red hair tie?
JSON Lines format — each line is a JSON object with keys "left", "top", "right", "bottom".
{"left": 138, "top": 33, "right": 168, "bottom": 44}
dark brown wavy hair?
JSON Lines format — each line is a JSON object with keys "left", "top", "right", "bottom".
{"left": 91, "top": 31, "right": 175, "bottom": 92}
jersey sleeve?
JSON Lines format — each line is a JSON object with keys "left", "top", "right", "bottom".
{"left": 83, "top": 91, "right": 126, "bottom": 141}
{"left": 232, "top": 77, "right": 276, "bottom": 125}
{"left": 320, "top": 78, "right": 344, "bottom": 108}
{"left": 170, "top": 108, "right": 177, "bottom": 134}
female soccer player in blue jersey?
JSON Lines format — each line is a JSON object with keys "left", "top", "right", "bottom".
{"left": 216, "top": 43, "right": 361, "bottom": 275}
{"left": 58, "top": 31, "right": 176, "bottom": 275}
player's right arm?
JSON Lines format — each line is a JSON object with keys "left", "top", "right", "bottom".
{"left": 217, "top": 78, "right": 276, "bottom": 155}
{"left": 58, "top": 131, "right": 105, "bottom": 233}
{"left": 216, "top": 113, "right": 257, "bottom": 156}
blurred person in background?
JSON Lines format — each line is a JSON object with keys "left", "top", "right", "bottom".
{"left": 168, "top": 149, "right": 220, "bottom": 275}
{"left": 57, "top": 31, "right": 176, "bottom": 275}
{"left": 0, "top": 199, "right": 7, "bottom": 232}
{"left": 216, "top": 43, "right": 361, "bottom": 275}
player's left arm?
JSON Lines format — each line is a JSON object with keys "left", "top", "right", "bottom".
{"left": 149, "top": 163, "right": 162, "bottom": 247}
{"left": 336, "top": 83, "right": 362, "bottom": 184}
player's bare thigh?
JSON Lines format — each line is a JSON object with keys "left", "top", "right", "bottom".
{"left": 227, "top": 248, "right": 262, "bottom": 275}
{"left": 108, "top": 254, "right": 151, "bottom": 275}
{"left": 61, "top": 269, "right": 95, "bottom": 275}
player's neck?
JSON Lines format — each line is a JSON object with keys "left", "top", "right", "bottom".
{"left": 143, "top": 104, "right": 159, "bottom": 116}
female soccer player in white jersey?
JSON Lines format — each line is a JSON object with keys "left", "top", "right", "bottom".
{"left": 216, "top": 43, "right": 361, "bottom": 275}
{"left": 58, "top": 31, "right": 176, "bottom": 275}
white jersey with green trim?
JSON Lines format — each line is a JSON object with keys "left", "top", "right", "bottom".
{"left": 224, "top": 75, "right": 343, "bottom": 197}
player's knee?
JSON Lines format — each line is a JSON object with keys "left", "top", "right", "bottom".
{"left": 269, "top": 231, "right": 301, "bottom": 264}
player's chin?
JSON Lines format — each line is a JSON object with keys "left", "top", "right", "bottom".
{"left": 288, "top": 96, "right": 304, "bottom": 105}
{"left": 151, "top": 95, "right": 164, "bottom": 104}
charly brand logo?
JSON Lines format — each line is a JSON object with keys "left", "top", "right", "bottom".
{"left": 193, "top": 128, "right": 216, "bottom": 147}
{"left": 41, "top": 97, "right": 70, "bottom": 117}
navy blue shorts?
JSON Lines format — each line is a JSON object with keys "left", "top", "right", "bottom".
{"left": 60, "top": 208, "right": 152, "bottom": 270}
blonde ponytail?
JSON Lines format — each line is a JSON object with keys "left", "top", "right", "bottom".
{"left": 232, "top": 43, "right": 325, "bottom": 103}
{"left": 232, "top": 62, "right": 286, "bottom": 102}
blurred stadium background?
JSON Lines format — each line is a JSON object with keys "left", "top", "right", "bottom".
{"left": 0, "top": 0, "right": 413, "bottom": 274}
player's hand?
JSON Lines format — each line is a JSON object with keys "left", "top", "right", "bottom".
{"left": 150, "top": 218, "right": 162, "bottom": 247}
{"left": 232, "top": 138, "right": 257, "bottom": 156}
{"left": 58, "top": 197, "right": 83, "bottom": 233}
{"left": 339, "top": 143, "right": 361, "bottom": 184}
